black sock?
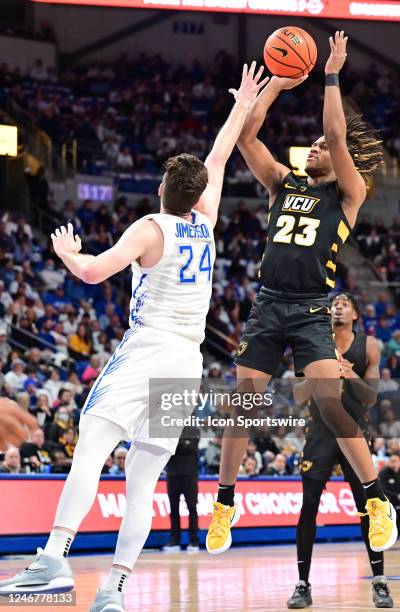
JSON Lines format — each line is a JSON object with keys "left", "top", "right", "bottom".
{"left": 217, "top": 483, "right": 235, "bottom": 507}
{"left": 359, "top": 514, "right": 384, "bottom": 576}
{"left": 362, "top": 478, "right": 387, "bottom": 502}
{"left": 296, "top": 479, "right": 325, "bottom": 585}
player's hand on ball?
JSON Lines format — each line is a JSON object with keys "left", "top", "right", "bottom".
{"left": 325, "top": 30, "right": 348, "bottom": 74}
{"left": 270, "top": 75, "right": 308, "bottom": 91}
{"left": 51, "top": 223, "right": 82, "bottom": 259}
{"left": 228, "top": 61, "right": 270, "bottom": 107}
{"left": 0, "top": 399, "right": 37, "bottom": 450}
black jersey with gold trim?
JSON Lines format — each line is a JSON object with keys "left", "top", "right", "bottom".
{"left": 260, "top": 172, "right": 352, "bottom": 294}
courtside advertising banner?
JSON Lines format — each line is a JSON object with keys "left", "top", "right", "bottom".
{"left": 0, "top": 478, "right": 359, "bottom": 535}
{"left": 30, "top": 0, "right": 400, "bottom": 22}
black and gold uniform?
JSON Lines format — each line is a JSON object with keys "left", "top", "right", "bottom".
{"left": 235, "top": 172, "right": 352, "bottom": 374}
{"left": 300, "top": 331, "right": 370, "bottom": 481}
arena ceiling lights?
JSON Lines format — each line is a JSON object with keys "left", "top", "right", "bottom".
{"left": 30, "top": 0, "right": 400, "bottom": 21}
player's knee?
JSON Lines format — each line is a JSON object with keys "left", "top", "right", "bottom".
{"left": 301, "top": 487, "right": 320, "bottom": 516}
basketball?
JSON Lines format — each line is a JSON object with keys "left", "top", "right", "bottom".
{"left": 264, "top": 26, "right": 317, "bottom": 78}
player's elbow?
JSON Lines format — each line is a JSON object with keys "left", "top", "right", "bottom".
{"left": 81, "top": 264, "right": 101, "bottom": 284}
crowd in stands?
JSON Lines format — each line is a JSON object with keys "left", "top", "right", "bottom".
{"left": 1, "top": 53, "right": 399, "bottom": 198}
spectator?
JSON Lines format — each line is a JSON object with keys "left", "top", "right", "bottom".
{"left": 379, "top": 409, "right": 400, "bottom": 438}
{"left": 245, "top": 439, "right": 262, "bottom": 474}
{"left": 69, "top": 324, "right": 91, "bottom": 359}
{"left": 0, "top": 448, "right": 22, "bottom": 473}
{"left": 117, "top": 146, "right": 134, "bottom": 171}
{"left": 387, "top": 331, "right": 400, "bottom": 358}
{"left": 378, "top": 369, "right": 399, "bottom": 393}
{"left": 4, "top": 359, "right": 27, "bottom": 392}
{"left": 57, "top": 427, "right": 77, "bottom": 459}
{"left": 238, "top": 455, "right": 258, "bottom": 477}
{"left": 40, "top": 259, "right": 65, "bottom": 290}
{"left": 19, "top": 427, "right": 54, "bottom": 472}
{"left": 204, "top": 435, "right": 222, "bottom": 474}
{"left": 163, "top": 429, "right": 200, "bottom": 552}
{"left": 0, "top": 326, "right": 11, "bottom": 362}
{"left": 109, "top": 447, "right": 127, "bottom": 475}
{"left": 265, "top": 453, "right": 288, "bottom": 476}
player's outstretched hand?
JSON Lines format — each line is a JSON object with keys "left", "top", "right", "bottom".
{"left": 51, "top": 222, "right": 82, "bottom": 260}
{"left": 325, "top": 30, "right": 348, "bottom": 74}
{"left": 0, "top": 399, "right": 37, "bottom": 450}
{"left": 228, "top": 61, "right": 270, "bottom": 107}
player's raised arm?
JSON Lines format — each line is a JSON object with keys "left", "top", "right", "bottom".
{"left": 237, "top": 75, "right": 306, "bottom": 198}
{"left": 51, "top": 220, "right": 160, "bottom": 284}
{"left": 195, "top": 61, "right": 269, "bottom": 227}
{"left": 323, "top": 31, "right": 367, "bottom": 225}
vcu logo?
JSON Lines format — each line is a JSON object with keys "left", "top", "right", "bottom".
{"left": 282, "top": 194, "right": 320, "bottom": 214}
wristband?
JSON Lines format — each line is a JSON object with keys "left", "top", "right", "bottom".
{"left": 325, "top": 73, "right": 339, "bottom": 87}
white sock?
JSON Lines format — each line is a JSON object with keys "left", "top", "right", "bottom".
{"left": 43, "top": 528, "right": 74, "bottom": 558}
{"left": 104, "top": 567, "right": 130, "bottom": 592}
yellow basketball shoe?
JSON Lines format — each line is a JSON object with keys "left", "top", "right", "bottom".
{"left": 363, "top": 498, "right": 398, "bottom": 552}
{"left": 206, "top": 501, "right": 240, "bottom": 555}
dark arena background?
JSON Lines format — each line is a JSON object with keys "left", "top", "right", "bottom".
{"left": 1, "top": 0, "right": 400, "bottom": 610}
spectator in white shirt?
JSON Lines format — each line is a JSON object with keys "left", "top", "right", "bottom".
{"left": 379, "top": 409, "right": 400, "bottom": 438}
{"left": 378, "top": 368, "right": 399, "bottom": 393}
{"left": 40, "top": 259, "right": 65, "bottom": 291}
{"left": 117, "top": 147, "right": 134, "bottom": 171}
{"left": 4, "top": 360, "right": 28, "bottom": 392}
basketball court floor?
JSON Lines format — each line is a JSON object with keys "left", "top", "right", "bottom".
{"left": 1, "top": 542, "right": 400, "bottom": 611}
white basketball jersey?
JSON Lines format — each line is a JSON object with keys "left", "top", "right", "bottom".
{"left": 129, "top": 210, "right": 215, "bottom": 344}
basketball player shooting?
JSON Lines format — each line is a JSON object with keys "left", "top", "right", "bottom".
{"left": 287, "top": 293, "right": 393, "bottom": 609}
{"left": 0, "top": 63, "right": 269, "bottom": 612}
{"left": 206, "top": 32, "right": 397, "bottom": 557}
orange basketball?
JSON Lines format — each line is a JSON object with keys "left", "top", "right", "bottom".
{"left": 264, "top": 26, "right": 317, "bottom": 79}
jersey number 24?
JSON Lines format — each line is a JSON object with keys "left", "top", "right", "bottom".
{"left": 179, "top": 244, "right": 212, "bottom": 283}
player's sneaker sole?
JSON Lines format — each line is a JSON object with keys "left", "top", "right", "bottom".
{"left": 206, "top": 505, "right": 240, "bottom": 555}
{"left": 370, "top": 502, "right": 398, "bottom": 552}
{"left": 0, "top": 577, "right": 74, "bottom": 596}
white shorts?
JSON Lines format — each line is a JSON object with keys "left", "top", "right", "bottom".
{"left": 82, "top": 327, "right": 203, "bottom": 453}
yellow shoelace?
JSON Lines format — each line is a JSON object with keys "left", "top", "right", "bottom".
{"left": 358, "top": 504, "right": 386, "bottom": 535}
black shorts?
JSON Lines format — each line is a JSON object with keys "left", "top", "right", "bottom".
{"left": 235, "top": 286, "right": 337, "bottom": 375}
{"left": 300, "top": 418, "right": 371, "bottom": 482}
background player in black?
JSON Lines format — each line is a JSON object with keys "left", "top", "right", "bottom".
{"left": 206, "top": 32, "right": 396, "bottom": 556}
{"left": 287, "top": 293, "right": 393, "bottom": 609}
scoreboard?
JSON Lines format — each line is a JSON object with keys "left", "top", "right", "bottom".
{"left": 30, "top": 0, "right": 400, "bottom": 22}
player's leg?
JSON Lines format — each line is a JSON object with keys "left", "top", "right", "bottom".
{"left": 305, "top": 359, "right": 397, "bottom": 552}
{"left": 89, "top": 441, "right": 172, "bottom": 612}
{"left": 342, "top": 457, "right": 394, "bottom": 608}
{"left": 206, "top": 365, "right": 271, "bottom": 555}
{"left": 0, "top": 414, "right": 125, "bottom": 596}
{"left": 287, "top": 477, "right": 326, "bottom": 609}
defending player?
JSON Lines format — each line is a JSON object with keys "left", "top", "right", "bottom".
{"left": 287, "top": 293, "right": 393, "bottom": 609}
{"left": 207, "top": 32, "right": 397, "bottom": 556}
{"left": 0, "top": 63, "right": 269, "bottom": 612}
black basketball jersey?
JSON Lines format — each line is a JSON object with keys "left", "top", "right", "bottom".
{"left": 309, "top": 332, "right": 368, "bottom": 426}
{"left": 260, "top": 172, "right": 352, "bottom": 294}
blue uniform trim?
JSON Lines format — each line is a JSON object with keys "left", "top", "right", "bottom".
{"left": 83, "top": 353, "right": 130, "bottom": 413}
{"left": 130, "top": 273, "right": 148, "bottom": 327}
